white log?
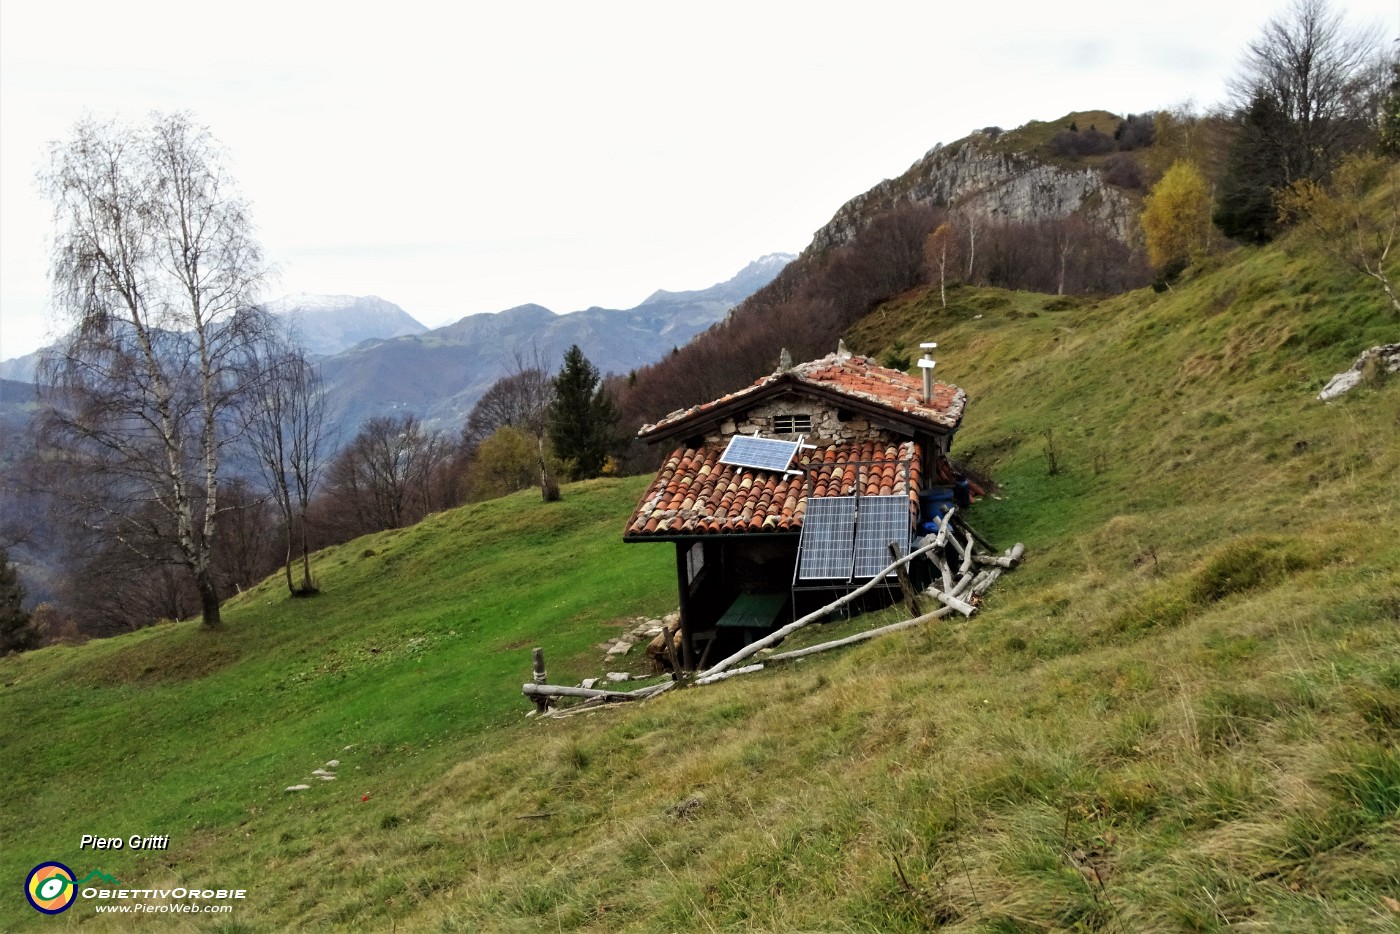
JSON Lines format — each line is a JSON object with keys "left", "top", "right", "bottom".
{"left": 523, "top": 683, "right": 634, "bottom": 702}
{"left": 971, "top": 567, "right": 1003, "bottom": 595}
{"left": 542, "top": 700, "right": 625, "bottom": 719}
{"left": 972, "top": 554, "right": 1011, "bottom": 568}
{"left": 926, "top": 586, "right": 977, "bottom": 616}
{"left": 700, "top": 535, "right": 949, "bottom": 677}
{"left": 768, "top": 607, "right": 953, "bottom": 661}
{"left": 972, "top": 543, "right": 1025, "bottom": 570}
{"left": 523, "top": 681, "right": 672, "bottom": 703}
{"left": 958, "top": 533, "right": 976, "bottom": 576}
{"left": 946, "top": 529, "right": 969, "bottom": 559}
{"left": 932, "top": 507, "right": 957, "bottom": 548}
{"left": 694, "top": 663, "right": 764, "bottom": 685}
{"left": 949, "top": 571, "right": 976, "bottom": 599}
{"left": 935, "top": 553, "right": 954, "bottom": 594}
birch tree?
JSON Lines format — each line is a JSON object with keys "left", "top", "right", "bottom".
{"left": 241, "top": 340, "right": 327, "bottom": 595}
{"left": 1277, "top": 153, "right": 1400, "bottom": 313}
{"left": 923, "top": 222, "right": 956, "bottom": 308}
{"left": 38, "top": 113, "right": 271, "bottom": 627}
{"left": 1142, "top": 160, "right": 1213, "bottom": 271}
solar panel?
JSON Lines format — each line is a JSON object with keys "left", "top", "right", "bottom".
{"left": 852, "top": 495, "right": 914, "bottom": 578}
{"left": 720, "top": 435, "right": 800, "bottom": 473}
{"left": 796, "top": 496, "right": 856, "bottom": 580}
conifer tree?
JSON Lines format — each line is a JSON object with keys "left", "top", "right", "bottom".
{"left": 0, "top": 547, "right": 37, "bottom": 655}
{"left": 548, "top": 345, "right": 619, "bottom": 481}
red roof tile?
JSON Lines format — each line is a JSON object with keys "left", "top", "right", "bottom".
{"left": 638, "top": 352, "right": 965, "bottom": 440}
{"left": 624, "top": 440, "right": 923, "bottom": 539}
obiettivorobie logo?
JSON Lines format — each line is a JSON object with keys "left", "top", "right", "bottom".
{"left": 24, "top": 863, "right": 121, "bottom": 914}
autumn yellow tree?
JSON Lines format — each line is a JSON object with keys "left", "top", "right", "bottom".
{"left": 1141, "top": 160, "right": 1212, "bottom": 272}
{"left": 469, "top": 426, "right": 542, "bottom": 501}
{"left": 1277, "top": 152, "right": 1400, "bottom": 314}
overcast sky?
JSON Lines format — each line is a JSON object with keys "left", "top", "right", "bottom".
{"left": 2, "top": 0, "right": 1396, "bottom": 362}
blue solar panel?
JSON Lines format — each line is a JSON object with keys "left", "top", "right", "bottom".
{"left": 852, "top": 495, "right": 913, "bottom": 578}
{"left": 796, "top": 496, "right": 856, "bottom": 580}
{"left": 720, "top": 435, "right": 800, "bottom": 473}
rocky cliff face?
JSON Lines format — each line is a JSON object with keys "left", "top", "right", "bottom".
{"left": 809, "top": 134, "right": 1135, "bottom": 255}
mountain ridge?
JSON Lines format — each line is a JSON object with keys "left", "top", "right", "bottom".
{"left": 315, "top": 253, "right": 795, "bottom": 437}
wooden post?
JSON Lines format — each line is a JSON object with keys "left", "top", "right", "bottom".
{"left": 675, "top": 543, "right": 696, "bottom": 670}
{"left": 956, "top": 518, "right": 997, "bottom": 553}
{"left": 661, "top": 624, "right": 680, "bottom": 677}
{"left": 889, "top": 542, "right": 923, "bottom": 616}
{"left": 531, "top": 648, "right": 549, "bottom": 714}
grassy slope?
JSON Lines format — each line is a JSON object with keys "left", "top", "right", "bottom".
{"left": 3, "top": 238, "right": 1398, "bottom": 932}
{"left": 0, "top": 480, "right": 677, "bottom": 930}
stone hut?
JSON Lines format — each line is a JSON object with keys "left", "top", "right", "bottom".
{"left": 623, "top": 346, "right": 968, "bottom": 669}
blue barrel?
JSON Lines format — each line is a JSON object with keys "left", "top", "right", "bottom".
{"left": 919, "top": 487, "right": 956, "bottom": 525}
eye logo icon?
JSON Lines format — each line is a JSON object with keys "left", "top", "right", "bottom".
{"left": 26, "top": 862, "right": 77, "bottom": 914}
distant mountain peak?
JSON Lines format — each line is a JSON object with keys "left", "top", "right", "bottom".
{"left": 261, "top": 294, "right": 428, "bottom": 358}
{"left": 750, "top": 252, "right": 798, "bottom": 269}
{"left": 640, "top": 253, "right": 795, "bottom": 307}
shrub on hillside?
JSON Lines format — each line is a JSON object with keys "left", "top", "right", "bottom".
{"left": 1049, "top": 126, "right": 1115, "bottom": 158}
{"left": 1103, "top": 153, "right": 1146, "bottom": 190}
{"left": 1114, "top": 113, "right": 1157, "bottom": 151}
{"left": 1190, "top": 536, "right": 1317, "bottom": 603}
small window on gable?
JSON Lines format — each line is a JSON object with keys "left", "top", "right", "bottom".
{"left": 772, "top": 414, "right": 812, "bottom": 435}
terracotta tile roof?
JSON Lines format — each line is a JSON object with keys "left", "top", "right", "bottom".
{"left": 638, "top": 352, "right": 965, "bottom": 440}
{"left": 624, "top": 440, "right": 922, "bottom": 539}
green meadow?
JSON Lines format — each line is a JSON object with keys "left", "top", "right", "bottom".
{"left": 3, "top": 231, "right": 1397, "bottom": 931}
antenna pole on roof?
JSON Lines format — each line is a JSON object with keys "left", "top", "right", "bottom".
{"left": 918, "top": 342, "right": 937, "bottom": 404}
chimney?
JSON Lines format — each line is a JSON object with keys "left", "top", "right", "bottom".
{"left": 918, "top": 342, "right": 937, "bottom": 403}
{"left": 778, "top": 347, "right": 793, "bottom": 372}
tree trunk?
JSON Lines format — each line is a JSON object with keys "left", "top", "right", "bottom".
{"left": 1369, "top": 270, "right": 1400, "bottom": 314}
{"left": 298, "top": 514, "right": 315, "bottom": 592}
{"left": 538, "top": 435, "right": 560, "bottom": 502}
{"left": 196, "top": 571, "right": 222, "bottom": 626}
{"left": 283, "top": 531, "right": 295, "bottom": 595}
{"left": 967, "top": 222, "right": 976, "bottom": 279}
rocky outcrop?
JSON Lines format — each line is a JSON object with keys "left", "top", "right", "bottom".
{"left": 1318, "top": 343, "right": 1400, "bottom": 400}
{"left": 809, "top": 136, "right": 1136, "bottom": 255}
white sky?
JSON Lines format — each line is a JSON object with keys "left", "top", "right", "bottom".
{"left": 2, "top": 0, "right": 1396, "bottom": 361}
